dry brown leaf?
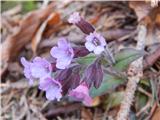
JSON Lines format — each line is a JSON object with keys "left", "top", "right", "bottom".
{"left": 0, "top": 3, "right": 54, "bottom": 76}
{"left": 151, "top": 107, "right": 160, "bottom": 120}
{"left": 81, "top": 108, "right": 93, "bottom": 120}
{"left": 129, "top": 1, "right": 152, "bottom": 21}
{"left": 43, "top": 15, "right": 62, "bottom": 38}
{"left": 31, "top": 12, "right": 60, "bottom": 54}
{"left": 129, "top": 2, "right": 160, "bottom": 45}
{"left": 1, "top": 3, "right": 54, "bottom": 62}
{"left": 89, "top": 15, "right": 100, "bottom": 25}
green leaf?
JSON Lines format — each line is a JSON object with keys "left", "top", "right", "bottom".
{"left": 89, "top": 74, "right": 124, "bottom": 97}
{"left": 139, "top": 79, "right": 150, "bottom": 87}
{"left": 105, "top": 91, "right": 124, "bottom": 110}
{"left": 115, "top": 48, "right": 144, "bottom": 62}
{"left": 150, "top": 80, "right": 157, "bottom": 105}
{"left": 135, "top": 92, "right": 148, "bottom": 111}
{"left": 76, "top": 53, "right": 96, "bottom": 65}
{"left": 113, "top": 48, "right": 145, "bottom": 71}
{"left": 22, "top": 1, "right": 37, "bottom": 13}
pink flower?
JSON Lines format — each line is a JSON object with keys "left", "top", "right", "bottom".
{"left": 39, "top": 77, "right": 62, "bottom": 101}
{"left": 68, "top": 12, "right": 81, "bottom": 24}
{"left": 69, "top": 83, "right": 92, "bottom": 106}
{"left": 68, "top": 12, "right": 95, "bottom": 34}
{"left": 85, "top": 32, "right": 106, "bottom": 55}
{"left": 20, "top": 57, "right": 52, "bottom": 85}
{"left": 50, "top": 38, "right": 74, "bottom": 69}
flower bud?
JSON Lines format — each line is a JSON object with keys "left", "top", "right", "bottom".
{"left": 69, "top": 82, "right": 93, "bottom": 106}
{"left": 68, "top": 12, "right": 95, "bottom": 34}
{"left": 83, "top": 59, "right": 103, "bottom": 88}
{"left": 55, "top": 65, "right": 81, "bottom": 95}
{"left": 73, "top": 46, "right": 90, "bottom": 58}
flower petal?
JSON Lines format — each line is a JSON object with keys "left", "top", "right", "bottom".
{"left": 83, "top": 95, "right": 92, "bottom": 106}
{"left": 50, "top": 47, "right": 66, "bottom": 59}
{"left": 39, "top": 77, "right": 62, "bottom": 101}
{"left": 58, "top": 38, "right": 69, "bottom": 50}
{"left": 20, "top": 57, "right": 30, "bottom": 67}
{"left": 94, "top": 46, "right": 104, "bottom": 55}
{"left": 85, "top": 33, "right": 94, "bottom": 42}
{"left": 68, "top": 83, "right": 92, "bottom": 106}
{"left": 46, "top": 87, "right": 62, "bottom": 101}
{"left": 99, "top": 36, "right": 106, "bottom": 46}
{"left": 85, "top": 41, "right": 95, "bottom": 52}
{"left": 39, "top": 77, "right": 51, "bottom": 91}
{"left": 68, "top": 12, "right": 81, "bottom": 24}
{"left": 56, "top": 57, "right": 72, "bottom": 69}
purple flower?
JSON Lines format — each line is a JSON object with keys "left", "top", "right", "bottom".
{"left": 39, "top": 77, "right": 62, "bottom": 101}
{"left": 20, "top": 57, "right": 52, "bottom": 85}
{"left": 50, "top": 38, "right": 74, "bottom": 69}
{"left": 68, "top": 12, "right": 95, "bottom": 34}
{"left": 85, "top": 32, "right": 106, "bottom": 55}
{"left": 69, "top": 83, "right": 93, "bottom": 106}
{"left": 83, "top": 59, "right": 103, "bottom": 88}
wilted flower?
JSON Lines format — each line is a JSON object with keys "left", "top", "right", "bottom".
{"left": 83, "top": 59, "right": 103, "bottom": 88}
{"left": 85, "top": 32, "right": 106, "bottom": 55}
{"left": 20, "top": 57, "right": 52, "bottom": 85}
{"left": 39, "top": 76, "right": 62, "bottom": 101}
{"left": 69, "top": 83, "right": 92, "bottom": 106}
{"left": 50, "top": 38, "right": 74, "bottom": 69}
{"left": 68, "top": 12, "right": 95, "bottom": 34}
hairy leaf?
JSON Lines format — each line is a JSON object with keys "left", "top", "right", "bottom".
{"left": 76, "top": 53, "right": 96, "bottom": 65}
{"left": 114, "top": 48, "right": 145, "bottom": 71}
{"left": 105, "top": 91, "right": 124, "bottom": 110}
{"left": 89, "top": 74, "right": 124, "bottom": 97}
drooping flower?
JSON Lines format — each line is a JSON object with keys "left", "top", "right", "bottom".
{"left": 68, "top": 12, "right": 95, "bottom": 34}
{"left": 50, "top": 38, "right": 74, "bottom": 69}
{"left": 69, "top": 83, "right": 92, "bottom": 106}
{"left": 20, "top": 57, "right": 52, "bottom": 85}
{"left": 85, "top": 32, "right": 106, "bottom": 55}
{"left": 83, "top": 59, "right": 103, "bottom": 88}
{"left": 39, "top": 77, "right": 62, "bottom": 101}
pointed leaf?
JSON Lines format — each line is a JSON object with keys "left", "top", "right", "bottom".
{"left": 135, "top": 92, "right": 148, "bottom": 111}
{"left": 105, "top": 91, "right": 124, "bottom": 110}
{"left": 89, "top": 74, "right": 124, "bottom": 97}
{"left": 114, "top": 48, "right": 145, "bottom": 71}
{"left": 76, "top": 53, "right": 96, "bottom": 65}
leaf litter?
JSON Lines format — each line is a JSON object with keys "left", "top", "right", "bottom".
{"left": 1, "top": 1, "right": 160, "bottom": 120}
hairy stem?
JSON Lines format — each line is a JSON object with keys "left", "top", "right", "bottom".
{"left": 116, "top": 25, "right": 147, "bottom": 120}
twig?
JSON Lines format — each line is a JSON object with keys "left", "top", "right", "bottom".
{"left": 2, "top": 4, "right": 22, "bottom": 16}
{"left": 136, "top": 99, "right": 151, "bottom": 117}
{"left": 0, "top": 80, "right": 38, "bottom": 94}
{"left": 44, "top": 103, "right": 82, "bottom": 118}
{"left": 145, "top": 102, "right": 157, "bottom": 120}
{"left": 138, "top": 87, "right": 152, "bottom": 98}
{"left": 116, "top": 24, "right": 147, "bottom": 120}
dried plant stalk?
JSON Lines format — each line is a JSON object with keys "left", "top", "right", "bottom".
{"left": 116, "top": 25, "right": 147, "bottom": 120}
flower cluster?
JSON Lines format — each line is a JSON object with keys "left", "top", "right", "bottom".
{"left": 21, "top": 12, "right": 114, "bottom": 106}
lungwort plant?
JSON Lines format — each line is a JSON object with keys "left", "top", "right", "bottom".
{"left": 21, "top": 12, "right": 145, "bottom": 106}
